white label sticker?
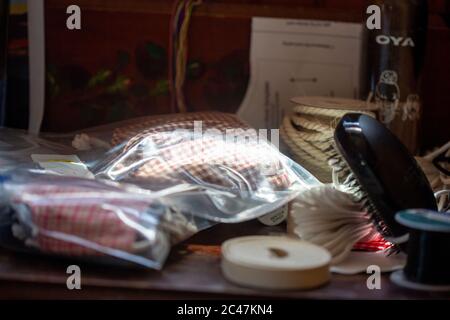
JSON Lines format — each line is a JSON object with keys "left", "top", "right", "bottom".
{"left": 258, "top": 204, "right": 289, "bottom": 226}
{"left": 31, "top": 154, "right": 94, "bottom": 179}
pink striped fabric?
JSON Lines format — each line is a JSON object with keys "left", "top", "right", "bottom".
{"left": 11, "top": 184, "right": 150, "bottom": 256}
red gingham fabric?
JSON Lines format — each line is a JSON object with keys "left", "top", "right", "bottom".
{"left": 11, "top": 184, "right": 150, "bottom": 256}
{"left": 109, "top": 112, "right": 294, "bottom": 191}
{"left": 111, "top": 112, "right": 248, "bottom": 145}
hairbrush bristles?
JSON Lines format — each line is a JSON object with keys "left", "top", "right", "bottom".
{"left": 324, "top": 113, "right": 437, "bottom": 255}
{"left": 288, "top": 184, "right": 386, "bottom": 264}
{"left": 327, "top": 147, "right": 400, "bottom": 254}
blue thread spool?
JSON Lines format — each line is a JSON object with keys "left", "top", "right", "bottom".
{"left": 390, "top": 209, "right": 450, "bottom": 291}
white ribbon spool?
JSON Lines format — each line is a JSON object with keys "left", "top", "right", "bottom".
{"left": 221, "top": 236, "right": 331, "bottom": 290}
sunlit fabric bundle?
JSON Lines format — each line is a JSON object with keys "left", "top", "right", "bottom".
{"left": 111, "top": 112, "right": 248, "bottom": 146}
{"left": 104, "top": 112, "right": 295, "bottom": 192}
{"left": 81, "top": 111, "right": 321, "bottom": 224}
{"left": 0, "top": 171, "right": 198, "bottom": 269}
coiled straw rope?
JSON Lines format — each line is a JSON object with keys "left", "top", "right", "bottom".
{"left": 280, "top": 97, "right": 378, "bottom": 183}
{"left": 281, "top": 96, "right": 449, "bottom": 210}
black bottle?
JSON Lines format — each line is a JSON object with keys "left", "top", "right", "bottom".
{"left": 362, "top": 0, "right": 428, "bottom": 154}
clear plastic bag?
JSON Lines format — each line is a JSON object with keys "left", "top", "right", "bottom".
{"left": 0, "top": 169, "right": 205, "bottom": 269}
{"left": 87, "top": 112, "right": 320, "bottom": 222}
{"left": 1, "top": 113, "right": 320, "bottom": 223}
{"left": 0, "top": 112, "right": 320, "bottom": 268}
{"left": 0, "top": 127, "right": 77, "bottom": 170}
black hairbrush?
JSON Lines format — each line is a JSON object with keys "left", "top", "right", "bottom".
{"left": 328, "top": 113, "right": 437, "bottom": 251}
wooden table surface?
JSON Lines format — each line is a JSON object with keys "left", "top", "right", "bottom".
{"left": 0, "top": 220, "right": 449, "bottom": 300}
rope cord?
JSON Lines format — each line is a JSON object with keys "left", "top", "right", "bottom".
{"left": 415, "top": 141, "right": 450, "bottom": 212}
{"left": 280, "top": 97, "right": 376, "bottom": 183}
{"left": 169, "top": 0, "right": 202, "bottom": 113}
